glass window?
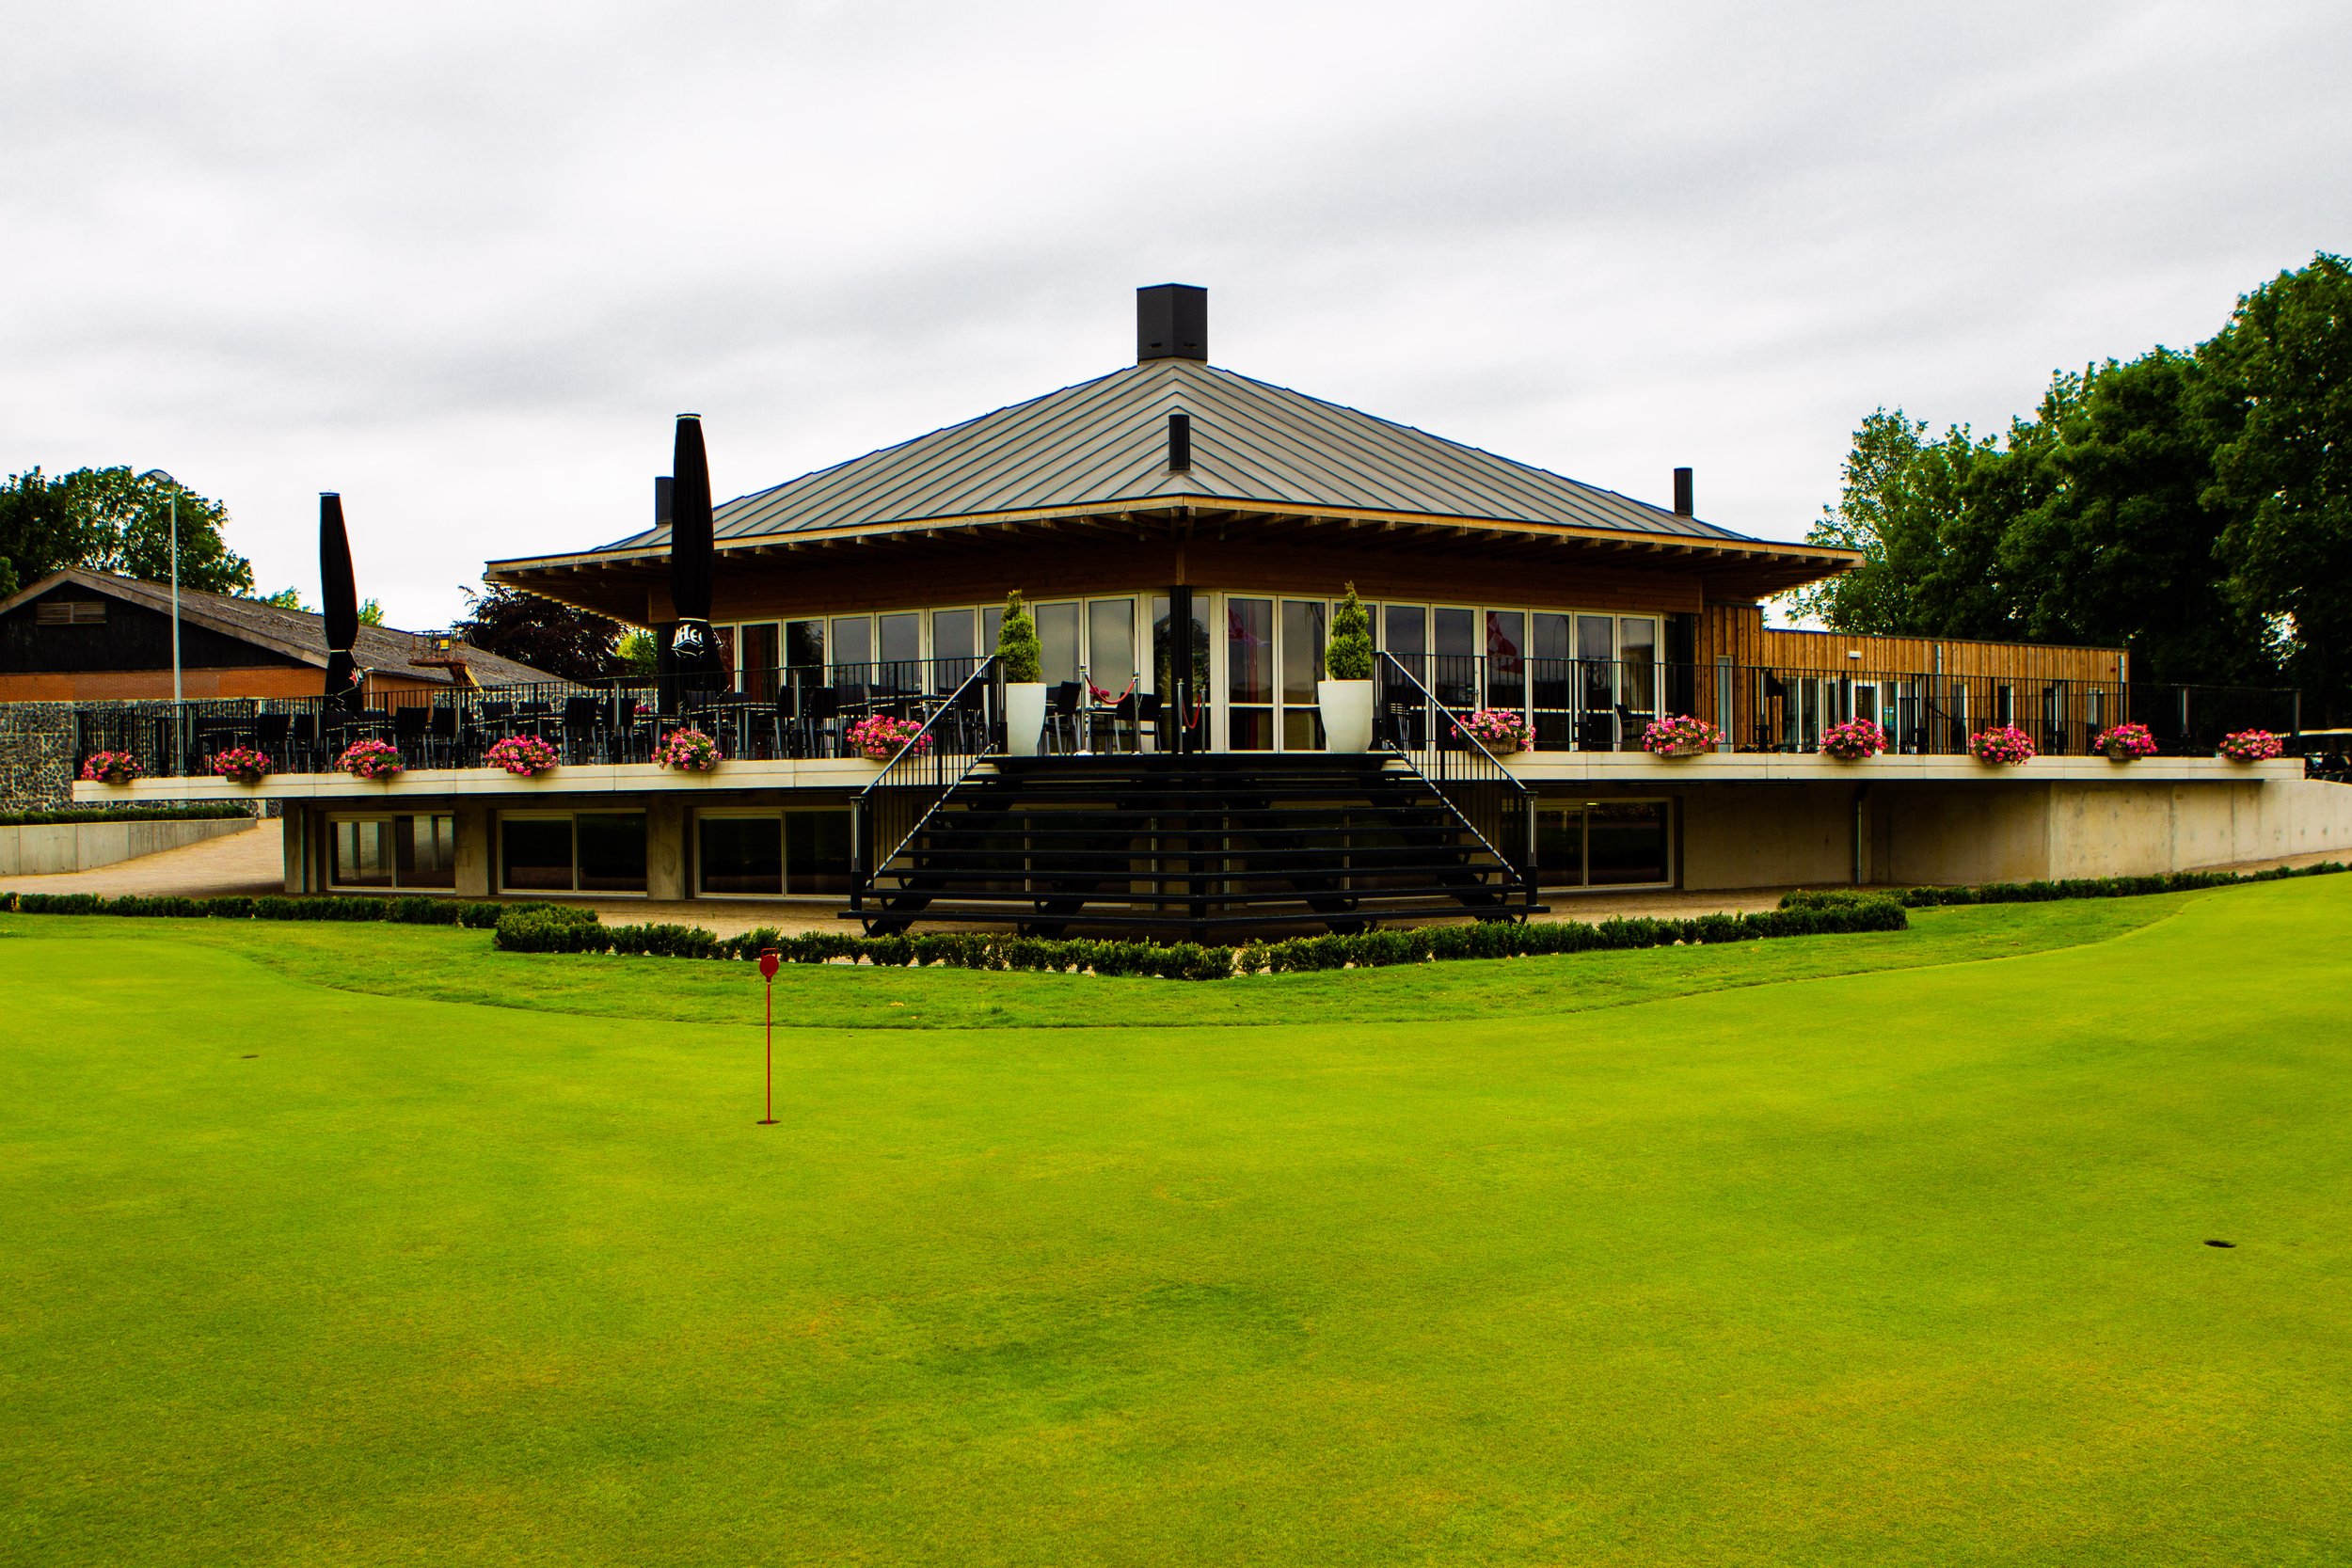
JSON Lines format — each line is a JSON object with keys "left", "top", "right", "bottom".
{"left": 1152, "top": 594, "right": 1211, "bottom": 751}
{"left": 714, "top": 626, "right": 737, "bottom": 687}
{"left": 786, "top": 812, "right": 853, "bottom": 895}
{"left": 1536, "top": 806, "right": 1585, "bottom": 890}
{"left": 395, "top": 815, "right": 457, "bottom": 889}
{"left": 1228, "top": 597, "right": 1273, "bottom": 705}
{"left": 785, "top": 619, "right": 824, "bottom": 671}
{"left": 1619, "top": 618, "right": 1657, "bottom": 718}
{"left": 1228, "top": 596, "right": 1274, "bottom": 750}
{"left": 1089, "top": 599, "right": 1136, "bottom": 693}
{"left": 501, "top": 816, "right": 574, "bottom": 892}
{"left": 1486, "top": 610, "right": 1525, "bottom": 711}
{"left": 1532, "top": 612, "right": 1570, "bottom": 662}
{"left": 1280, "top": 598, "right": 1327, "bottom": 751}
{"left": 1279, "top": 600, "right": 1325, "bottom": 704}
{"left": 932, "top": 609, "right": 977, "bottom": 667}
{"left": 577, "top": 813, "right": 647, "bottom": 894}
{"left": 980, "top": 604, "right": 1004, "bottom": 656}
{"left": 830, "top": 616, "right": 871, "bottom": 682}
{"left": 739, "top": 623, "right": 779, "bottom": 701}
{"left": 1587, "top": 801, "right": 1670, "bottom": 886}
{"left": 1036, "top": 602, "right": 1081, "bottom": 685}
{"left": 700, "top": 815, "right": 783, "bottom": 896}
{"left": 879, "top": 611, "right": 920, "bottom": 665}
{"left": 1384, "top": 604, "right": 1426, "bottom": 659}
{"left": 1434, "top": 607, "right": 1476, "bottom": 658}
{"left": 332, "top": 819, "right": 393, "bottom": 888}
{"left": 1577, "top": 615, "right": 1615, "bottom": 748}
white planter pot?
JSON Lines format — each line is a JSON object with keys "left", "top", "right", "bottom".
{"left": 1317, "top": 678, "right": 1375, "bottom": 752}
{"left": 1005, "top": 682, "right": 1048, "bottom": 757}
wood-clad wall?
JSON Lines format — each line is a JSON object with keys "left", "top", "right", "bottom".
{"left": 1699, "top": 602, "right": 2127, "bottom": 682}
{"left": 689, "top": 534, "right": 1709, "bottom": 624}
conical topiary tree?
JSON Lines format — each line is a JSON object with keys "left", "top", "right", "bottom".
{"left": 998, "top": 591, "right": 1042, "bottom": 683}
{"left": 1327, "top": 582, "right": 1374, "bottom": 680}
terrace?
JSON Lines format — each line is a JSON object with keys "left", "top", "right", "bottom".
{"left": 69, "top": 654, "right": 2305, "bottom": 784}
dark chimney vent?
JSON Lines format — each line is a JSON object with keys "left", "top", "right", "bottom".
{"left": 1168, "top": 413, "right": 1192, "bottom": 471}
{"left": 1136, "top": 283, "right": 1207, "bottom": 362}
{"left": 656, "top": 475, "right": 674, "bottom": 526}
{"left": 1673, "top": 467, "right": 1693, "bottom": 516}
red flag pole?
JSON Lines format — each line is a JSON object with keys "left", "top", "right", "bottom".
{"left": 757, "top": 945, "right": 780, "bottom": 1126}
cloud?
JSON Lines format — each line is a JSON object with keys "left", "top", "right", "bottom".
{"left": 1, "top": 0, "right": 2345, "bottom": 626}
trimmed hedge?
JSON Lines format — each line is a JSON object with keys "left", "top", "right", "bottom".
{"left": 1779, "top": 861, "right": 2351, "bottom": 912}
{"left": 0, "top": 803, "right": 254, "bottom": 827}
{"left": 491, "top": 896, "right": 1912, "bottom": 980}
{"left": 3, "top": 890, "right": 532, "bottom": 928}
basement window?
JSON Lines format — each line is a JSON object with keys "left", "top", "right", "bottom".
{"left": 498, "top": 811, "right": 646, "bottom": 895}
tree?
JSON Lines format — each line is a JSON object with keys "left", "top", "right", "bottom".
{"left": 1782, "top": 410, "right": 2018, "bottom": 639}
{"left": 1994, "top": 352, "right": 2266, "bottom": 684}
{"left": 449, "top": 579, "right": 624, "bottom": 683}
{"left": 358, "top": 598, "right": 385, "bottom": 626}
{"left": 0, "top": 467, "right": 254, "bottom": 597}
{"left": 614, "top": 628, "right": 659, "bottom": 678}
{"left": 260, "top": 588, "right": 311, "bottom": 611}
{"left": 2208, "top": 253, "right": 2352, "bottom": 721}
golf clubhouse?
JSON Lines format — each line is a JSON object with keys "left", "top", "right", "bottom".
{"left": 69, "top": 286, "right": 2352, "bottom": 935}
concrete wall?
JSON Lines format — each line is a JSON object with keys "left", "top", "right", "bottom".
{"left": 1675, "top": 783, "right": 1858, "bottom": 889}
{"left": 0, "top": 814, "right": 256, "bottom": 877}
{"left": 1673, "top": 777, "right": 2352, "bottom": 890}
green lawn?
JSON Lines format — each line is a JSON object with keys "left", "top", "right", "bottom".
{"left": 2, "top": 883, "right": 2348, "bottom": 1564}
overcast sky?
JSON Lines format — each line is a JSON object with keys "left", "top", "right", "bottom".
{"left": 4, "top": 1, "right": 2346, "bottom": 628}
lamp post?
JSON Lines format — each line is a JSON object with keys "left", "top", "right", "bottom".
{"left": 137, "top": 469, "right": 182, "bottom": 770}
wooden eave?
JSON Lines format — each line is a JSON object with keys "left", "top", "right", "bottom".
{"left": 487, "top": 499, "right": 1856, "bottom": 622}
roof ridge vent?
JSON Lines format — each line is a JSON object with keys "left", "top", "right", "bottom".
{"left": 1137, "top": 283, "right": 1207, "bottom": 362}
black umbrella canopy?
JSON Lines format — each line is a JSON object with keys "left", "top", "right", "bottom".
{"left": 319, "top": 492, "right": 363, "bottom": 710}
{"left": 666, "top": 413, "right": 723, "bottom": 693}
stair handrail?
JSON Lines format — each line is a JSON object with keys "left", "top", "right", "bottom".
{"left": 1375, "top": 651, "right": 1537, "bottom": 905}
{"left": 850, "top": 655, "right": 1000, "bottom": 911}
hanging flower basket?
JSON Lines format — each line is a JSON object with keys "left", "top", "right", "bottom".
{"left": 338, "top": 738, "right": 405, "bottom": 780}
{"left": 79, "top": 751, "right": 142, "bottom": 785}
{"left": 1820, "top": 718, "right": 1888, "bottom": 761}
{"left": 1452, "top": 707, "right": 1532, "bottom": 753}
{"left": 2095, "top": 722, "right": 2158, "bottom": 762}
{"left": 846, "top": 714, "right": 930, "bottom": 762}
{"left": 655, "top": 727, "right": 722, "bottom": 772}
{"left": 2217, "top": 729, "right": 2283, "bottom": 762}
{"left": 485, "top": 735, "right": 561, "bottom": 777}
{"left": 1967, "top": 725, "right": 2037, "bottom": 766}
{"left": 1642, "top": 715, "right": 1722, "bottom": 757}
{"left": 209, "top": 747, "right": 273, "bottom": 785}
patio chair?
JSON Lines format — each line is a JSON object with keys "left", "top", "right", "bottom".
{"left": 392, "top": 705, "right": 432, "bottom": 765}
{"left": 252, "top": 713, "right": 291, "bottom": 768}
{"left": 561, "top": 695, "right": 603, "bottom": 763}
{"left": 429, "top": 704, "right": 460, "bottom": 764}
{"left": 1045, "top": 681, "right": 1084, "bottom": 753}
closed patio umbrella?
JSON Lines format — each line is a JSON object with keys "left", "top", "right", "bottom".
{"left": 665, "top": 413, "right": 723, "bottom": 699}
{"left": 320, "top": 492, "right": 364, "bottom": 712}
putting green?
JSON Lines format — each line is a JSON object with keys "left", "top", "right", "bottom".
{"left": 2, "top": 880, "right": 2347, "bottom": 1564}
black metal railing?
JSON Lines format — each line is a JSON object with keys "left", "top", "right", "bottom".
{"left": 850, "top": 657, "right": 1000, "bottom": 916}
{"left": 1378, "top": 656, "right": 2301, "bottom": 760}
{"left": 1376, "top": 653, "right": 1536, "bottom": 909}
{"left": 68, "top": 658, "right": 1008, "bottom": 779}
{"left": 63, "top": 655, "right": 2307, "bottom": 780}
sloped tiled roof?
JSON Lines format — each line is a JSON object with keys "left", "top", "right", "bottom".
{"left": 0, "top": 568, "right": 559, "bottom": 687}
{"left": 594, "top": 358, "right": 1752, "bottom": 553}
